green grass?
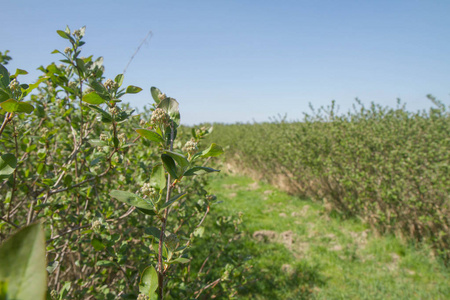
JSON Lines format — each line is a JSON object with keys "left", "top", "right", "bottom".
{"left": 206, "top": 172, "right": 450, "bottom": 299}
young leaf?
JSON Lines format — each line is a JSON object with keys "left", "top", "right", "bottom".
{"left": 161, "top": 154, "right": 179, "bottom": 179}
{"left": 114, "top": 74, "right": 124, "bottom": 87}
{"left": 125, "top": 85, "right": 142, "bottom": 94}
{"left": 150, "top": 164, "right": 166, "bottom": 190}
{"left": 139, "top": 266, "right": 158, "bottom": 296}
{"left": 150, "top": 87, "right": 162, "bottom": 104}
{"left": 160, "top": 192, "right": 187, "bottom": 210}
{"left": 136, "top": 129, "right": 164, "bottom": 143}
{"left": 110, "top": 190, "right": 154, "bottom": 210}
{"left": 169, "top": 257, "right": 190, "bottom": 264}
{"left": 82, "top": 92, "right": 105, "bottom": 105}
{"left": 200, "top": 143, "right": 224, "bottom": 158}
{"left": 56, "top": 30, "right": 69, "bottom": 39}
{"left": 183, "top": 166, "right": 220, "bottom": 176}
{"left": 0, "top": 223, "right": 47, "bottom": 300}
{"left": 14, "top": 69, "right": 28, "bottom": 77}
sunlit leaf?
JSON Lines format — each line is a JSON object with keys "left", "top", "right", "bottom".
{"left": 0, "top": 223, "right": 47, "bottom": 300}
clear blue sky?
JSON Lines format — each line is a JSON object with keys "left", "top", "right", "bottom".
{"left": 3, "top": 0, "right": 450, "bottom": 125}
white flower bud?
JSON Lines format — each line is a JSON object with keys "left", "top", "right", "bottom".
{"left": 151, "top": 108, "right": 169, "bottom": 125}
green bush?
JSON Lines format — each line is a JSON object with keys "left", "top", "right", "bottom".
{"left": 209, "top": 99, "right": 450, "bottom": 263}
{"left": 0, "top": 27, "right": 249, "bottom": 299}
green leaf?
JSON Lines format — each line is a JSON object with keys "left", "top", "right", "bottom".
{"left": 88, "top": 139, "right": 107, "bottom": 147}
{"left": 82, "top": 92, "right": 105, "bottom": 105}
{"left": 169, "top": 257, "right": 190, "bottom": 264}
{"left": 150, "top": 164, "right": 165, "bottom": 190}
{"left": 25, "top": 76, "right": 47, "bottom": 95}
{"left": 56, "top": 30, "right": 69, "bottom": 39}
{"left": 96, "top": 260, "right": 115, "bottom": 267}
{"left": 88, "top": 105, "right": 112, "bottom": 123}
{"left": 183, "top": 166, "right": 220, "bottom": 176}
{"left": 0, "top": 64, "right": 10, "bottom": 87}
{"left": 125, "top": 85, "right": 142, "bottom": 94}
{"left": 145, "top": 227, "right": 161, "bottom": 240}
{"left": 136, "top": 207, "right": 157, "bottom": 216}
{"left": 110, "top": 190, "right": 154, "bottom": 210}
{"left": 150, "top": 87, "right": 162, "bottom": 104}
{"left": 0, "top": 154, "right": 17, "bottom": 177}
{"left": 46, "top": 261, "right": 59, "bottom": 274}
{"left": 14, "top": 69, "right": 28, "bottom": 77}
{"left": 16, "top": 102, "right": 34, "bottom": 113}
{"left": 91, "top": 238, "right": 106, "bottom": 251}
{"left": 89, "top": 80, "right": 108, "bottom": 96}
{"left": 75, "top": 58, "right": 86, "bottom": 74}
{"left": 160, "top": 192, "right": 187, "bottom": 210}
{"left": 136, "top": 129, "right": 164, "bottom": 143}
{"left": 0, "top": 89, "right": 10, "bottom": 102}
{"left": 164, "top": 150, "right": 189, "bottom": 171}
{"left": 0, "top": 223, "right": 47, "bottom": 300}
{"left": 0, "top": 99, "right": 18, "bottom": 112}
{"left": 114, "top": 74, "right": 124, "bottom": 87}
{"left": 139, "top": 266, "right": 158, "bottom": 296}
{"left": 158, "top": 98, "right": 180, "bottom": 126}
{"left": 161, "top": 154, "right": 179, "bottom": 179}
{"left": 200, "top": 143, "right": 224, "bottom": 158}
{"left": 0, "top": 99, "right": 34, "bottom": 113}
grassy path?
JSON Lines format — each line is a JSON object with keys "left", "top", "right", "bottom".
{"left": 207, "top": 173, "right": 450, "bottom": 299}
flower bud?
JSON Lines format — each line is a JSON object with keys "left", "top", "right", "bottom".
{"left": 158, "top": 93, "right": 166, "bottom": 101}
{"left": 103, "top": 79, "right": 118, "bottom": 90}
{"left": 183, "top": 139, "right": 198, "bottom": 154}
{"left": 8, "top": 78, "right": 19, "bottom": 91}
{"left": 137, "top": 294, "right": 149, "bottom": 300}
{"left": 91, "top": 220, "right": 102, "bottom": 233}
{"left": 151, "top": 108, "right": 169, "bottom": 125}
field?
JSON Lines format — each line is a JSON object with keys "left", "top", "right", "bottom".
{"left": 203, "top": 173, "right": 450, "bottom": 299}
{"left": 1, "top": 27, "right": 449, "bottom": 299}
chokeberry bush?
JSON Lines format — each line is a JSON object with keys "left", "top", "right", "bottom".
{"left": 0, "top": 26, "right": 249, "bottom": 299}
{"left": 208, "top": 99, "right": 450, "bottom": 264}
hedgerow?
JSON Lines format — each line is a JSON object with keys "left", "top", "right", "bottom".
{"left": 209, "top": 99, "right": 450, "bottom": 263}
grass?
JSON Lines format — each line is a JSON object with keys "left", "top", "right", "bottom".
{"left": 205, "top": 172, "right": 450, "bottom": 299}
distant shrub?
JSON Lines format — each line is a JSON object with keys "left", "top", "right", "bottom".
{"left": 209, "top": 99, "right": 450, "bottom": 263}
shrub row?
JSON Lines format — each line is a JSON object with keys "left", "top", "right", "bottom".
{"left": 208, "top": 99, "right": 450, "bottom": 262}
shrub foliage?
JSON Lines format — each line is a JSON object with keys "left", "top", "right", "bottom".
{"left": 0, "top": 27, "right": 251, "bottom": 299}
{"left": 209, "top": 99, "right": 450, "bottom": 262}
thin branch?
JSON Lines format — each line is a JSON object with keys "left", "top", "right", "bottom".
{"left": 194, "top": 278, "right": 221, "bottom": 299}
{"left": 0, "top": 112, "right": 13, "bottom": 136}
{"left": 158, "top": 122, "right": 175, "bottom": 299}
{"left": 0, "top": 217, "right": 20, "bottom": 228}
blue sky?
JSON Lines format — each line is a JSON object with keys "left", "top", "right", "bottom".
{"left": 3, "top": 0, "right": 450, "bottom": 124}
